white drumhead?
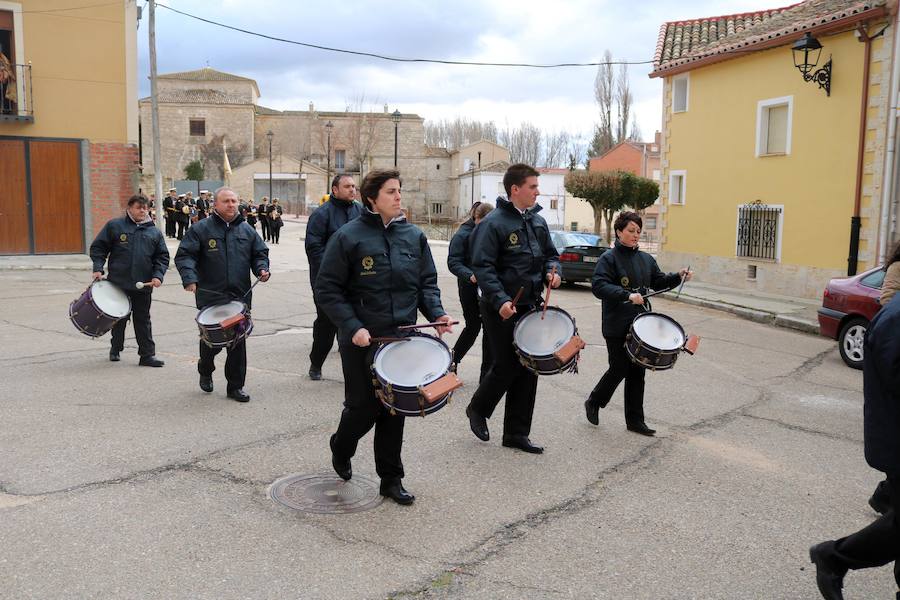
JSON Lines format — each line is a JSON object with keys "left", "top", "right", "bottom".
{"left": 198, "top": 301, "right": 245, "bottom": 325}
{"left": 374, "top": 336, "right": 451, "bottom": 388}
{"left": 514, "top": 308, "right": 575, "bottom": 356}
{"left": 91, "top": 280, "right": 131, "bottom": 317}
{"left": 632, "top": 314, "right": 685, "bottom": 350}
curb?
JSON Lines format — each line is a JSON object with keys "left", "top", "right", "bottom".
{"left": 662, "top": 292, "right": 819, "bottom": 335}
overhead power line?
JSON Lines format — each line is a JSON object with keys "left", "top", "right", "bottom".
{"left": 156, "top": 3, "right": 655, "bottom": 68}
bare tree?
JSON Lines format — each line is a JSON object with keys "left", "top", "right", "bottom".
{"left": 424, "top": 117, "right": 499, "bottom": 151}
{"left": 199, "top": 134, "right": 248, "bottom": 180}
{"left": 568, "top": 138, "right": 587, "bottom": 170}
{"left": 589, "top": 50, "right": 615, "bottom": 158}
{"left": 343, "top": 93, "right": 382, "bottom": 177}
{"left": 615, "top": 63, "right": 633, "bottom": 144}
{"left": 543, "top": 130, "right": 570, "bottom": 168}
{"left": 629, "top": 116, "right": 642, "bottom": 142}
{"left": 500, "top": 122, "right": 543, "bottom": 166}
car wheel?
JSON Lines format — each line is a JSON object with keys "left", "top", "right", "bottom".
{"left": 838, "top": 317, "right": 867, "bottom": 369}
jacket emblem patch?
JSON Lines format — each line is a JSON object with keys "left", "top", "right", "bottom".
{"left": 621, "top": 276, "right": 630, "bottom": 288}
{"left": 509, "top": 232, "right": 518, "bottom": 245}
{"left": 208, "top": 239, "right": 217, "bottom": 249}
{"left": 119, "top": 234, "right": 127, "bottom": 242}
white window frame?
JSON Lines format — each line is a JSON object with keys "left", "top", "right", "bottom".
{"left": 755, "top": 96, "right": 793, "bottom": 157}
{"left": 734, "top": 203, "right": 784, "bottom": 262}
{"left": 334, "top": 149, "right": 346, "bottom": 170}
{"left": 672, "top": 74, "right": 689, "bottom": 113}
{"left": 0, "top": 2, "right": 25, "bottom": 113}
{"left": 669, "top": 170, "right": 686, "bottom": 205}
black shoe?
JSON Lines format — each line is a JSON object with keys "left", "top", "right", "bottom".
{"left": 139, "top": 356, "right": 165, "bottom": 367}
{"left": 584, "top": 398, "right": 599, "bottom": 426}
{"left": 109, "top": 350, "right": 121, "bottom": 362}
{"left": 809, "top": 542, "right": 845, "bottom": 600}
{"left": 227, "top": 388, "right": 250, "bottom": 402}
{"left": 868, "top": 480, "right": 891, "bottom": 515}
{"left": 502, "top": 435, "right": 544, "bottom": 454}
{"left": 330, "top": 434, "right": 351, "bottom": 481}
{"left": 308, "top": 367, "right": 322, "bottom": 381}
{"left": 199, "top": 375, "right": 213, "bottom": 393}
{"left": 380, "top": 481, "right": 415, "bottom": 505}
{"left": 466, "top": 405, "right": 489, "bottom": 441}
{"left": 626, "top": 422, "right": 656, "bottom": 437}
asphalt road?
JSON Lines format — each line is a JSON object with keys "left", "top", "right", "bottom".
{"left": 0, "top": 220, "right": 894, "bottom": 599}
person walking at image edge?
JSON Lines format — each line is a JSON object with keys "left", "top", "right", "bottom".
{"left": 315, "top": 169, "right": 454, "bottom": 505}
{"left": 257, "top": 197, "right": 270, "bottom": 242}
{"left": 305, "top": 175, "right": 361, "bottom": 381}
{"left": 89, "top": 194, "right": 169, "bottom": 367}
{"left": 464, "top": 164, "right": 561, "bottom": 455}
{"left": 175, "top": 187, "right": 270, "bottom": 403}
{"left": 585, "top": 211, "right": 691, "bottom": 436}
{"left": 447, "top": 201, "right": 494, "bottom": 382}
{"left": 809, "top": 294, "right": 900, "bottom": 600}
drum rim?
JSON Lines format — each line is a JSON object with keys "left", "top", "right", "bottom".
{"left": 196, "top": 300, "right": 248, "bottom": 325}
{"left": 513, "top": 306, "right": 577, "bottom": 358}
{"left": 630, "top": 311, "right": 686, "bottom": 352}
{"left": 90, "top": 280, "right": 132, "bottom": 318}
{"left": 373, "top": 333, "right": 452, "bottom": 389}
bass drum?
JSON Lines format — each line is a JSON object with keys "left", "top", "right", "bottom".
{"left": 69, "top": 280, "right": 132, "bottom": 337}
{"left": 372, "top": 333, "right": 462, "bottom": 416}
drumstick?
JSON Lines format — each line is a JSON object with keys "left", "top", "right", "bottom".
{"left": 135, "top": 281, "right": 154, "bottom": 290}
{"left": 511, "top": 286, "right": 525, "bottom": 306}
{"left": 241, "top": 277, "right": 263, "bottom": 298}
{"left": 542, "top": 266, "right": 557, "bottom": 320}
{"left": 370, "top": 337, "right": 410, "bottom": 344}
{"left": 396, "top": 320, "right": 460, "bottom": 331}
{"left": 675, "top": 265, "right": 691, "bottom": 300}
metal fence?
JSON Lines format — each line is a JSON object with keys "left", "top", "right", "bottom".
{"left": 0, "top": 64, "right": 32, "bottom": 120}
{"left": 736, "top": 203, "right": 781, "bottom": 260}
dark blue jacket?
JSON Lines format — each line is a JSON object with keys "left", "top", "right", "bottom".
{"left": 305, "top": 195, "right": 363, "bottom": 286}
{"left": 591, "top": 241, "right": 682, "bottom": 338}
{"left": 863, "top": 297, "right": 900, "bottom": 473}
{"left": 470, "top": 198, "right": 560, "bottom": 312}
{"left": 174, "top": 212, "right": 269, "bottom": 309}
{"left": 89, "top": 215, "right": 169, "bottom": 293}
{"left": 447, "top": 219, "right": 476, "bottom": 282}
{"left": 315, "top": 210, "right": 446, "bottom": 345}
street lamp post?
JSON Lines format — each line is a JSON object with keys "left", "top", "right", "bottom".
{"left": 266, "top": 130, "right": 274, "bottom": 201}
{"left": 391, "top": 109, "right": 401, "bottom": 167}
{"left": 325, "top": 120, "right": 334, "bottom": 193}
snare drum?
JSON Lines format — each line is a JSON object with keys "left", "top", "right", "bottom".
{"left": 625, "top": 312, "right": 686, "bottom": 371}
{"left": 196, "top": 301, "right": 253, "bottom": 348}
{"left": 372, "top": 334, "right": 462, "bottom": 417}
{"left": 512, "top": 306, "right": 586, "bottom": 375}
{"left": 69, "top": 280, "right": 132, "bottom": 337}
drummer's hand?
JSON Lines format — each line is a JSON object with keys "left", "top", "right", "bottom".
{"left": 92, "top": 271, "right": 103, "bottom": 281}
{"left": 679, "top": 267, "right": 693, "bottom": 281}
{"left": 469, "top": 274, "right": 477, "bottom": 284}
{"left": 628, "top": 293, "right": 644, "bottom": 305}
{"left": 185, "top": 283, "right": 197, "bottom": 293}
{"left": 151, "top": 278, "right": 162, "bottom": 288}
{"left": 259, "top": 270, "right": 271, "bottom": 282}
{"left": 547, "top": 271, "right": 561, "bottom": 288}
{"left": 499, "top": 301, "right": 516, "bottom": 320}
{"left": 434, "top": 314, "right": 454, "bottom": 336}
{"left": 352, "top": 328, "right": 371, "bottom": 347}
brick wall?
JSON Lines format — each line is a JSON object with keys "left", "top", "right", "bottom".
{"left": 89, "top": 142, "right": 139, "bottom": 235}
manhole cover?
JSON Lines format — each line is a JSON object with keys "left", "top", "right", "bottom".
{"left": 269, "top": 473, "right": 383, "bottom": 514}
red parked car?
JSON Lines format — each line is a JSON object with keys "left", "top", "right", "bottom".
{"left": 817, "top": 266, "right": 885, "bottom": 369}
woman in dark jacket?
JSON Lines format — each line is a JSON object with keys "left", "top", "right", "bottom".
{"left": 447, "top": 201, "right": 494, "bottom": 381}
{"left": 316, "top": 169, "right": 454, "bottom": 506}
{"left": 585, "top": 211, "right": 691, "bottom": 436}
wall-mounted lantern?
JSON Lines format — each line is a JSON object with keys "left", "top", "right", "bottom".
{"left": 792, "top": 32, "right": 832, "bottom": 96}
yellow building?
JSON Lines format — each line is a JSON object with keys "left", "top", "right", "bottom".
{"left": 651, "top": 0, "right": 897, "bottom": 298}
{"left": 0, "top": 0, "right": 139, "bottom": 255}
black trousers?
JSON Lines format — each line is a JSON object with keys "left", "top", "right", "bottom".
{"left": 176, "top": 219, "right": 187, "bottom": 240}
{"left": 198, "top": 338, "right": 247, "bottom": 392}
{"left": 452, "top": 281, "right": 493, "bottom": 382}
{"left": 587, "top": 337, "right": 647, "bottom": 426}
{"left": 331, "top": 343, "right": 405, "bottom": 483}
{"left": 260, "top": 219, "right": 269, "bottom": 241}
{"left": 165, "top": 216, "right": 175, "bottom": 237}
{"left": 110, "top": 290, "right": 155, "bottom": 358}
{"left": 468, "top": 301, "right": 538, "bottom": 439}
{"left": 829, "top": 471, "right": 900, "bottom": 589}
{"left": 309, "top": 294, "right": 337, "bottom": 370}
{"left": 271, "top": 226, "right": 280, "bottom": 244}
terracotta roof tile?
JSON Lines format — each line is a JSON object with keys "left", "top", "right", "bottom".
{"left": 139, "top": 89, "right": 252, "bottom": 105}
{"left": 651, "top": 0, "right": 888, "bottom": 76}
{"left": 157, "top": 67, "right": 260, "bottom": 95}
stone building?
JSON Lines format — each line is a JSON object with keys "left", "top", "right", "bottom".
{"left": 138, "top": 67, "right": 452, "bottom": 217}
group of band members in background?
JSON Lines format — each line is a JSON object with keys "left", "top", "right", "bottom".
{"left": 157, "top": 188, "right": 283, "bottom": 244}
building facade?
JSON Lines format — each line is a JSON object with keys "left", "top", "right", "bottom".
{"left": 651, "top": 0, "right": 898, "bottom": 298}
{"left": 0, "top": 0, "right": 139, "bottom": 255}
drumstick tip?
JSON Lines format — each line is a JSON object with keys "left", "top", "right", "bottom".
{"left": 135, "top": 282, "right": 144, "bottom": 290}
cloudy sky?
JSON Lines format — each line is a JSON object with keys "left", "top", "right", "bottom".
{"left": 139, "top": 0, "right": 791, "bottom": 145}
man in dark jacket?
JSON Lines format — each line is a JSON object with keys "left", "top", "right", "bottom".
{"left": 196, "top": 190, "right": 210, "bottom": 220}
{"left": 304, "top": 175, "right": 361, "bottom": 380}
{"left": 175, "top": 187, "right": 270, "bottom": 402}
{"left": 465, "top": 164, "right": 560, "bottom": 454}
{"left": 316, "top": 169, "right": 453, "bottom": 505}
{"left": 257, "top": 197, "right": 270, "bottom": 242}
{"left": 810, "top": 297, "right": 900, "bottom": 599}
{"left": 90, "top": 194, "right": 169, "bottom": 366}
{"left": 163, "top": 188, "right": 177, "bottom": 238}
{"left": 174, "top": 194, "right": 188, "bottom": 240}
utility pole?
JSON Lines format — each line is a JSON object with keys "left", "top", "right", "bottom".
{"left": 148, "top": 0, "right": 164, "bottom": 230}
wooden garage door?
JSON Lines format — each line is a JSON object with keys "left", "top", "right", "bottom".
{"left": 0, "top": 139, "right": 29, "bottom": 254}
{"left": 29, "top": 140, "right": 83, "bottom": 254}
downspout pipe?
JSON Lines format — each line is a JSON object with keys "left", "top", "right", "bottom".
{"left": 879, "top": 13, "right": 900, "bottom": 264}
